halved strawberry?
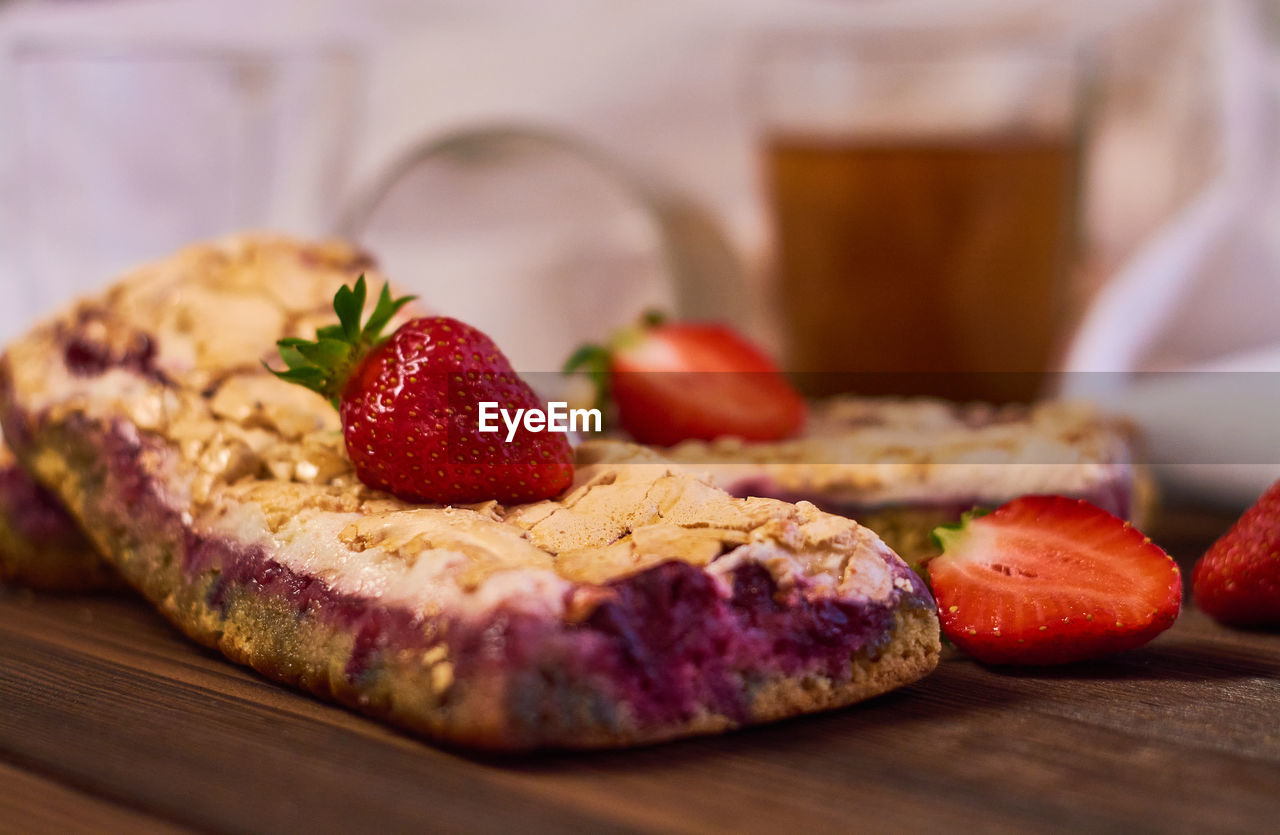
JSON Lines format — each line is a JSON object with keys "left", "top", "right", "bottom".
{"left": 927, "top": 496, "right": 1182, "bottom": 665}
{"left": 565, "top": 313, "right": 806, "bottom": 446}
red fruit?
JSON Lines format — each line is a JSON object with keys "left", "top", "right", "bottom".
{"left": 1193, "top": 480, "right": 1280, "bottom": 627}
{"left": 271, "top": 277, "right": 573, "bottom": 505}
{"left": 566, "top": 315, "right": 806, "bottom": 446}
{"left": 927, "top": 496, "right": 1182, "bottom": 665}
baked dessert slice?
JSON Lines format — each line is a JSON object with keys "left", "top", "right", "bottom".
{"left": 0, "top": 440, "right": 120, "bottom": 591}
{"left": 0, "top": 235, "right": 938, "bottom": 750}
{"left": 665, "top": 396, "right": 1149, "bottom": 570}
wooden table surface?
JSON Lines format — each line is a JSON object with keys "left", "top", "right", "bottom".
{"left": 1, "top": 504, "right": 1277, "bottom": 834}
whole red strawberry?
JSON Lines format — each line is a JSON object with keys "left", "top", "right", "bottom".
{"left": 271, "top": 277, "right": 573, "bottom": 505}
{"left": 1193, "top": 480, "right": 1280, "bottom": 628}
{"left": 566, "top": 313, "right": 806, "bottom": 446}
{"left": 927, "top": 496, "right": 1182, "bottom": 665}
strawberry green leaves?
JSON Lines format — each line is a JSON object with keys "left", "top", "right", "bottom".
{"left": 268, "top": 275, "right": 415, "bottom": 408}
{"left": 928, "top": 507, "right": 992, "bottom": 555}
{"left": 362, "top": 282, "right": 414, "bottom": 341}
{"left": 562, "top": 343, "right": 613, "bottom": 414}
{"left": 563, "top": 311, "right": 668, "bottom": 415}
{"left": 334, "top": 277, "right": 368, "bottom": 341}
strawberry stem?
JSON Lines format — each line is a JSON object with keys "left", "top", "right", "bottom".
{"left": 639, "top": 309, "right": 666, "bottom": 328}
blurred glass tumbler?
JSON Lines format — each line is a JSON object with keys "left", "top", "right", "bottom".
{"left": 757, "top": 33, "right": 1084, "bottom": 403}
{"left": 13, "top": 43, "right": 360, "bottom": 314}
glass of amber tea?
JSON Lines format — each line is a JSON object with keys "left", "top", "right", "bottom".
{"left": 755, "top": 30, "right": 1085, "bottom": 403}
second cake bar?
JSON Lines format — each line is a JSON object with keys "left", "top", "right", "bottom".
{"left": 668, "top": 396, "right": 1148, "bottom": 567}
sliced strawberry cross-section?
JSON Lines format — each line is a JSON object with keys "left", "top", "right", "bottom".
{"left": 927, "top": 495, "right": 1182, "bottom": 665}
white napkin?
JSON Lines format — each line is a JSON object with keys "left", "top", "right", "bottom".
{"left": 1060, "top": 0, "right": 1280, "bottom": 503}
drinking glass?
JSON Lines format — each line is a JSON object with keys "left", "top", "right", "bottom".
{"left": 755, "top": 29, "right": 1086, "bottom": 403}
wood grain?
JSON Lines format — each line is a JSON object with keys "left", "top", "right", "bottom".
{"left": 0, "top": 761, "right": 185, "bottom": 835}
{"left": 0, "top": 505, "right": 1277, "bottom": 833}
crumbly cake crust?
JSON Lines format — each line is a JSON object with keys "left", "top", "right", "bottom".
{"left": 0, "top": 235, "right": 938, "bottom": 749}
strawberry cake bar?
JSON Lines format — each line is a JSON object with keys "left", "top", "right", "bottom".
{"left": 0, "top": 235, "right": 938, "bottom": 750}
{"left": 666, "top": 396, "right": 1147, "bottom": 568}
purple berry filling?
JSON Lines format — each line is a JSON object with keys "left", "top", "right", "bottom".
{"left": 55, "top": 312, "right": 169, "bottom": 384}
{"left": 568, "top": 560, "right": 911, "bottom": 724}
{"left": 0, "top": 459, "right": 80, "bottom": 543}
{"left": 64, "top": 334, "right": 159, "bottom": 378}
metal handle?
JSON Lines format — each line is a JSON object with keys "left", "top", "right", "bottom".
{"left": 335, "top": 124, "right": 749, "bottom": 324}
